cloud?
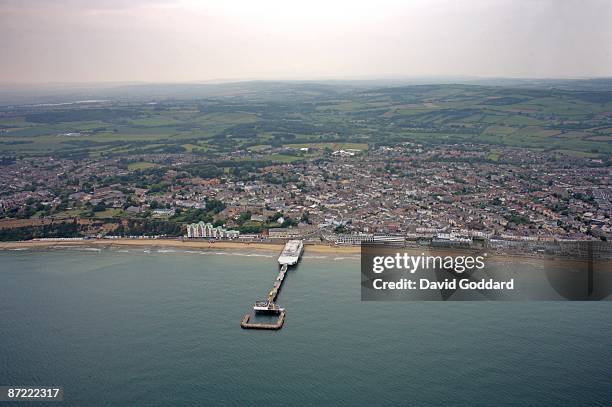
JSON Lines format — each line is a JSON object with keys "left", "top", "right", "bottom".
{"left": 1, "top": 0, "right": 611, "bottom": 82}
{"left": 0, "top": 0, "right": 171, "bottom": 9}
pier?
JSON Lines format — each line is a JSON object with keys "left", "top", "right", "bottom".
{"left": 268, "top": 264, "right": 288, "bottom": 303}
{"left": 240, "top": 240, "right": 303, "bottom": 330}
{"left": 240, "top": 311, "right": 286, "bottom": 330}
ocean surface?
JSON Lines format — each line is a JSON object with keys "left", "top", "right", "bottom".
{"left": 0, "top": 247, "right": 611, "bottom": 406}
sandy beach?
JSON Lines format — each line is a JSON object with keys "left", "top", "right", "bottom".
{"left": 1, "top": 239, "right": 600, "bottom": 264}
{"left": 0, "top": 238, "right": 362, "bottom": 254}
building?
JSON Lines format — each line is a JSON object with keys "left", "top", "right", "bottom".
{"left": 152, "top": 208, "right": 175, "bottom": 217}
{"left": 332, "top": 150, "right": 355, "bottom": 157}
{"left": 268, "top": 227, "right": 304, "bottom": 239}
{"left": 331, "top": 232, "right": 374, "bottom": 245}
{"left": 431, "top": 233, "right": 472, "bottom": 247}
{"left": 186, "top": 221, "right": 240, "bottom": 239}
{"left": 250, "top": 214, "right": 266, "bottom": 222}
{"left": 373, "top": 234, "right": 406, "bottom": 245}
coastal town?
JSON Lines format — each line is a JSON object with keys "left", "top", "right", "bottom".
{"left": 0, "top": 141, "right": 609, "bottom": 255}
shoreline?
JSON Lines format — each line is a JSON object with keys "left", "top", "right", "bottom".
{"left": 0, "top": 238, "right": 362, "bottom": 254}
{"left": 0, "top": 239, "right": 606, "bottom": 264}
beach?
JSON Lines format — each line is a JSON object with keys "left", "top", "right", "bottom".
{"left": 0, "top": 238, "right": 362, "bottom": 254}
{"left": 0, "top": 239, "right": 603, "bottom": 266}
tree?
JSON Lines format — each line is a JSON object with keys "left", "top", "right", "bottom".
{"left": 82, "top": 182, "right": 93, "bottom": 193}
{"left": 281, "top": 217, "right": 298, "bottom": 228}
{"left": 238, "top": 211, "right": 252, "bottom": 225}
{"left": 205, "top": 198, "right": 225, "bottom": 214}
{"left": 93, "top": 201, "right": 107, "bottom": 212}
{"left": 334, "top": 225, "right": 347, "bottom": 233}
{"left": 269, "top": 212, "right": 283, "bottom": 222}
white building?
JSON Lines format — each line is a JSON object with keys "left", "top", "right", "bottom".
{"left": 186, "top": 221, "right": 240, "bottom": 239}
{"left": 332, "top": 232, "right": 374, "bottom": 245}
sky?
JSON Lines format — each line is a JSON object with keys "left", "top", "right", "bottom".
{"left": 1, "top": 0, "right": 611, "bottom": 83}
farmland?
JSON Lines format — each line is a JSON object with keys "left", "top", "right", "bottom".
{"left": 0, "top": 82, "right": 611, "bottom": 159}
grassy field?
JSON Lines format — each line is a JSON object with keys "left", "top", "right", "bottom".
{"left": 93, "top": 208, "right": 125, "bottom": 218}
{"left": 127, "top": 161, "right": 157, "bottom": 170}
{"left": 1, "top": 83, "right": 611, "bottom": 157}
{"left": 265, "top": 153, "right": 305, "bottom": 163}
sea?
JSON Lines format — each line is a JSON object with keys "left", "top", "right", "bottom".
{"left": 0, "top": 247, "right": 611, "bottom": 406}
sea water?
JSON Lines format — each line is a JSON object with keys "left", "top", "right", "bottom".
{"left": 0, "top": 248, "right": 610, "bottom": 406}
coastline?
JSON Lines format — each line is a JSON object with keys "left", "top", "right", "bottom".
{"left": 0, "top": 239, "right": 605, "bottom": 265}
{"left": 0, "top": 238, "right": 362, "bottom": 254}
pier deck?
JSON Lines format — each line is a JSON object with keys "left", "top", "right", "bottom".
{"left": 240, "top": 311, "right": 286, "bottom": 330}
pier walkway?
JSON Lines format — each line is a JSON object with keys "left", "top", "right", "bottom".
{"left": 240, "top": 240, "right": 303, "bottom": 330}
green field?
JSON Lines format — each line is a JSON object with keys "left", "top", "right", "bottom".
{"left": 1, "top": 82, "right": 611, "bottom": 158}
{"left": 127, "top": 161, "right": 157, "bottom": 170}
{"left": 265, "top": 153, "right": 305, "bottom": 163}
{"left": 93, "top": 208, "right": 125, "bottom": 218}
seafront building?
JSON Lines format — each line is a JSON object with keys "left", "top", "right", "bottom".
{"left": 186, "top": 221, "right": 240, "bottom": 239}
{"left": 324, "top": 232, "right": 407, "bottom": 245}
{"left": 268, "top": 226, "right": 317, "bottom": 239}
{"left": 327, "top": 232, "right": 374, "bottom": 245}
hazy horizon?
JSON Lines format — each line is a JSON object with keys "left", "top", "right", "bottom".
{"left": 1, "top": 0, "right": 612, "bottom": 83}
{"left": 2, "top": 74, "right": 612, "bottom": 87}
